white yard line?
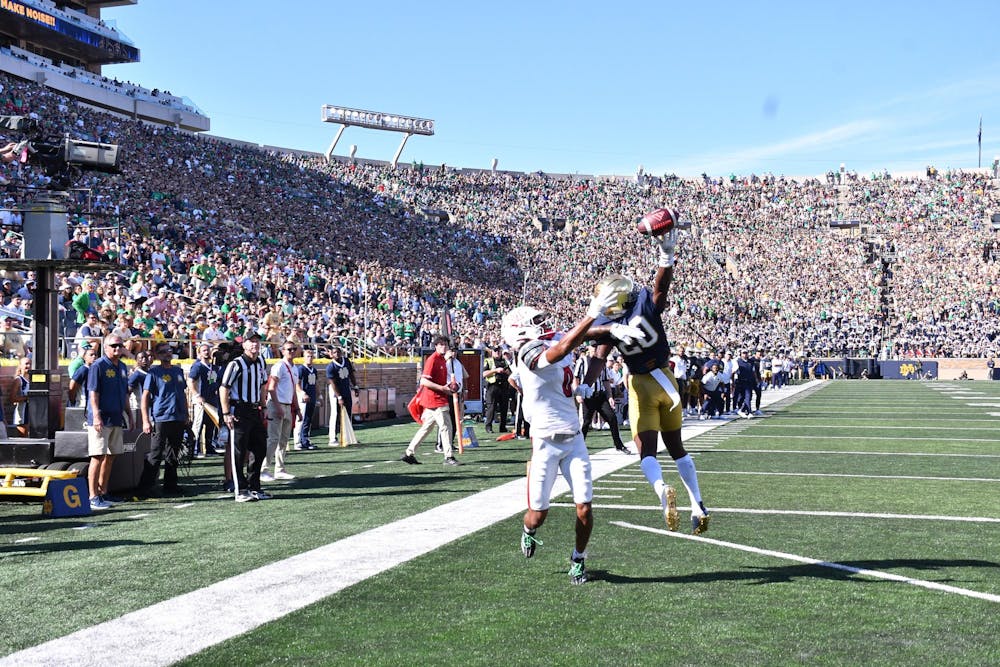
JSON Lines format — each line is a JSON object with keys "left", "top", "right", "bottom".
{"left": 611, "top": 521, "right": 1000, "bottom": 603}
{"left": 0, "top": 380, "right": 820, "bottom": 667}
{"left": 707, "top": 448, "right": 1000, "bottom": 458}
{"left": 578, "top": 504, "right": 1000, "bottom": 524}
{"left": 730, "top": 434, "right": 1000, "bottom": 443}
{"left": 744, "top": 424, "right": 1000, "bottom": 431}
{"left": 681, "top": 470, "right": 1000, "bottom": 483}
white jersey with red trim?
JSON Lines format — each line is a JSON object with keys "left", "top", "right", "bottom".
{"left": 516, "top": 335, "right": 578, "bottom": 438}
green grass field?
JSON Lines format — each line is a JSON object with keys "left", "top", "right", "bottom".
{"left": 2, "top": 380, "right": 999, "bottom": 666}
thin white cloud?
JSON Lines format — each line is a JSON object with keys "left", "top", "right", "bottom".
{"left": 662, "top": 119, "right": 885, "bottom": 176}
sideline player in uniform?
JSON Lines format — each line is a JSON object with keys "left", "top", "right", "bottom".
{"left": 504, "top": 283, "right": 638, "bottom": 585}
{"left": 586, "top": 226, "right": 711, "bottom": 534}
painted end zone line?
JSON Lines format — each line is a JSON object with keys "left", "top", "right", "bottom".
{"left": 611, "top": 521, "right": 1000, "bottom": 604}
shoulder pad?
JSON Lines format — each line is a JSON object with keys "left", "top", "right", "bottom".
{"left": 519, "top": 340, "right": 547, "bottom": 370}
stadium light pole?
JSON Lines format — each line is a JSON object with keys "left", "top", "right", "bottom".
{"left": 321, "top": 105, "right": 435, "bottom": 168}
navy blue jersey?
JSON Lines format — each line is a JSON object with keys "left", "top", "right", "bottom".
{"left": 734, "top": 358, "right": 758, "bottom": 387}
{"left": 325, "top": 358, "right": 355, "bottom": 393}
{"left": 144, "top": 365, "right": 189, "bottom": 423}
{"left": 596, "top": 287, "right": 669, "bottom": 375}
{"left": 297, "top": 364, "right": 318, "bottom": 398}
{"left": 188, "top": 360, "right": 221, "bottom": 405}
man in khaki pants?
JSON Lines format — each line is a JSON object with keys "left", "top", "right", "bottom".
{"left": 262, "top": 341, "right": 299, "bottom": 481}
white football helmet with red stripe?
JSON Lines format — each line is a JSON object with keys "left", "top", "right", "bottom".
{"left": 501, "top": 306, "right": 552, "bottom": 350}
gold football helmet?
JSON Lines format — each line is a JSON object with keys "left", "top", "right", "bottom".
{"left": 593, "top": 274, "right": 638, "bottom": 318}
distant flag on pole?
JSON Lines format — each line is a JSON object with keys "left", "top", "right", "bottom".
{"left": 979, "top": 116, "right": 983, "bottom": 168}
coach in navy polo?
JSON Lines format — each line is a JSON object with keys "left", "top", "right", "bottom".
{"left": 138, "top": 343, "right": 189, "bottom": 496}
{"left": 86, "top": 334, "right": 132, "bottom": 510}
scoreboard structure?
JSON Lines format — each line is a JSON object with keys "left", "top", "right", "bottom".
{"left": 321, "top": 104, "right": 435, "bottom": 168}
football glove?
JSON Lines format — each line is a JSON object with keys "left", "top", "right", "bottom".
{"left": 656, "top": 229, "right": 678, "bottom": 268}
{"left": 610, "top": 323, "right": 646, "bottom": 346}
{"left": 572, "top": 384, "right": 594, "bottom": 399}
{"left": 586, "top": 283, "right": 620, "bottom": 319}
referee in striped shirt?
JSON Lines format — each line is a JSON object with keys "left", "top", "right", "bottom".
{"left": 220, "top": 332, "right": 270, "bottom": 502}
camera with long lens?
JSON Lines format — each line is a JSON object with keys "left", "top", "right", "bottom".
{"left": 0, "top": 115, "right": 121, "bottom": 186}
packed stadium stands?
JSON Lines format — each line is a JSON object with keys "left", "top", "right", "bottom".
{"left": 0, "top": 69, "right": 998, "bottom": 361}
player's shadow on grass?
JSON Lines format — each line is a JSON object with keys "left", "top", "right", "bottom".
{"left": 3, "top": 539, "right": 178, "bottom": 558}
{"left": 592, "top": 558, "right": 1000, "bottom": 586}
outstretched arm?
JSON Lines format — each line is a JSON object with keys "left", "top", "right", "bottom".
{"left": 651, "top": 229, "right": 677, "bottom": 315}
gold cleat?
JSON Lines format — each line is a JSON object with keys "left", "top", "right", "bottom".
{"left": 662, "top": 486, "right": 680, "bottom": 531}
{"left": 691, "top": 504, "right": 711, "bottom": 535}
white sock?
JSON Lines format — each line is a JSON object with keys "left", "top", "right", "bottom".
{"left": 572, "top": 549, "right": 586, "bottom": 561}
{"left": 523, "top": 525, "right": 535, "bottom": 535}
{"left": 640, "top": 456, "right": 667, "bottom": 504}
{"left": 675, "top": 454, "right": 704, "bottom": 513}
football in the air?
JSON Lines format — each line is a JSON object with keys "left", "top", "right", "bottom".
{"left": 636, "top": 207, "right": 679, "bottom": 236}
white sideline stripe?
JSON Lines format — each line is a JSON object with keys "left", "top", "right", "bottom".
{"left": 1, "top": 382, "right": 820, "bottom": 666}
{"left": 711, "top": 448, "right": 1000, "bottom": 458}
{"left": 13, "top": 537, "right": 40, "bottom": 544}
{"left": 173, "top": 503, "right": 194, "bottom": 509}
{"left": 593, "top": 494, "right": 623, "bottom": 499}
{"left": 611, "top": 521, "right": 1000, "bottom": 604}
{"left": 561, "top": 503, "right": 1000, "bottom": 524}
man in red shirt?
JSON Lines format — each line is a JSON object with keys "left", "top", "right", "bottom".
{"left": 401, "top": 335, "right": 460, "bottom": 466}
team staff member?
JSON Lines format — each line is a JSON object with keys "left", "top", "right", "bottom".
{"left": 326, "top": 346, "right": 359, "bottom": 444}
{"left": 669, "top": 346, "right": 689, "bottom": 416}
{"left": 438, "top": 344, "right": 468, "bottom": 453}
{"left": 188, "top": 342, "right": 221, "bottom": 457}
{"left": 734, "top": 349, "right": 758, "bottom": 417}
{"left": 220, "top": 333, "right": 270, "bottom": 502}
{"left": 573, "top": 346, "right": 630, "bottom": 453}
{"left": 400, "top": 335, "right": 460, "bottom": 466}
{"left": 295, "top": 347, "right": 319, "bottom": 450}
{"left": 587, "top": 227, "right": 711, "bottom": 535}
{"left": 262, "top": 341, "right": 299, "bottom": 481}
{"left": 138, "top": 343, "right": 188, "bottom": 496}
{"left": 482, "top": 346, "right": 510, "bottom": 433}
{"left": 128, "top": 350, "right": 152, "bottom": 414}
{"left": 86, "top": 334, "right": 132, "bottom": 510}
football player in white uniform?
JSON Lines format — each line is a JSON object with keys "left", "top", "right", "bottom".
{"left": 503, "top": 284, "right": 642, "bottom": 585}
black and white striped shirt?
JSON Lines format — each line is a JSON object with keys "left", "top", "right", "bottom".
{"left": 221, "top": 354, "right": 267, "bottom": 404}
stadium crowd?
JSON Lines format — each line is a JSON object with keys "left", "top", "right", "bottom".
{"left": 0, "top": 70, "right": 998, "bottom": 363}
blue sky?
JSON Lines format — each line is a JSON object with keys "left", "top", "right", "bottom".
{"left": 102, "top": 1, "right": 1000, "bottom": 178}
